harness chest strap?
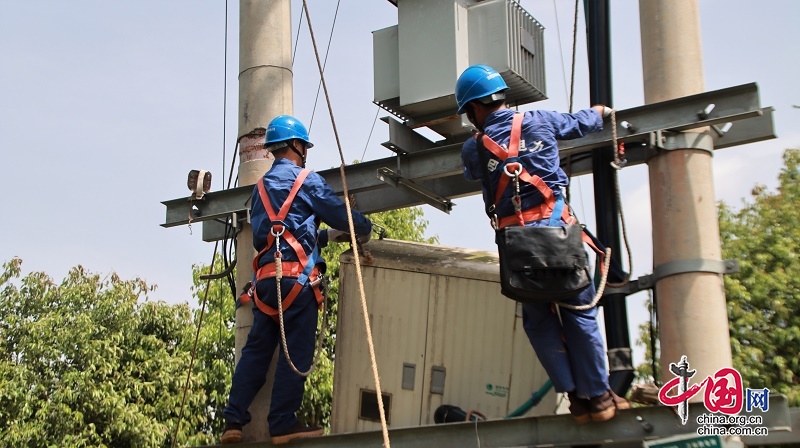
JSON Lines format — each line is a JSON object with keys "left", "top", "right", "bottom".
{"left": 479, "top": 113, "right": 557, "bottom": 227}
{"left": 480, "top": 113, "right": 607, "bottom": 268}
{"left": 239, "top": 169, "right": 324, "bottom": 320}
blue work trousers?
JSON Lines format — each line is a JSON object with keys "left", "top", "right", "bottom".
{"left": 223, "top": 278, "right": 318, "bottom": 435}
{"left": 517, "top": 219, "right": 610, "bottom": 399}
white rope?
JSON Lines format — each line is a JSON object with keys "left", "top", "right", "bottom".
{"left": 555, "top": 246, "right": 611, "bottom": 311}
{"left": 302, "top": 2, "right": 391, "bottom": 446}
{"left": 606, "top": 109, "right": 633, "bottom": 288}
{"left": 273, "top": 247, "right": 327, "bottom": 378}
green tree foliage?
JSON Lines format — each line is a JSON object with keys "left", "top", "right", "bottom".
{"left": 189, "top": 256, "right": 236, "bottom": 442}
{"left": 0, "top": 207, "right": 436, "bottom": 446}
{"left": 634, "top": 149, "right": 800, "bottom": 406}
{"left": 719, "top": 148, "right": 800, "bottom": 406}
{"left": 0, "top": 258, "right": 220, "bottom": 447}
{"left": 633, "top": 292, "right": 660, "bottom": 386}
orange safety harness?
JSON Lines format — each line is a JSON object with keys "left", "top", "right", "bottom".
{"left": 478, "top": 113, "right": 606, "bottom": 262}
{"left": 240, "top": 169, "right": 324, "bottom": 321}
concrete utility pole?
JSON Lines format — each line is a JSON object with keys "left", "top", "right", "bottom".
{"left": 639, "top": 0, "right": 733, "bottom": 390}
{"left": 235, "top": 0, "right": 293, "bottom": 441}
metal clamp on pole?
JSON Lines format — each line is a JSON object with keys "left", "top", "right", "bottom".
{"left": 653, "top": 258, "right": 740, "bottom": 283}
{"left": 604, "top": 258, "right": 740, "bottom": 296}
{"left": 647, "top": 129, "right": 715, "bottom": 156}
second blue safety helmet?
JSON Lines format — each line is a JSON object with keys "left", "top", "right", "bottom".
{"left": 264, "top": 115, "right": 314, "bottom": 150}
{"left": 455, "top": 64, "right": 509, "bottom": 115}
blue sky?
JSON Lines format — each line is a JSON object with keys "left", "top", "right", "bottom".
{"left": 2, "top": 0, "right": 799, "bottom": 368}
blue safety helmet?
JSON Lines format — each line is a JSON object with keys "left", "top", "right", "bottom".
{"left": 455, "top": 65, "right": 509, "bottom": 115}
{"left": 264, "top": 115, "right": 314, "bottom": 150}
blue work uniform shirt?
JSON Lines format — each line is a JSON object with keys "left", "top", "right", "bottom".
{"left": 251, "top": 158, "right": 372, "bottom": 275}
{"left": 461, "top": 108, "right": 602, "bottom": 220}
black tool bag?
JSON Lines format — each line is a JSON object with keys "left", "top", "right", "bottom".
{"left": 497, "top": 224, "right": 591, "bottom": 303}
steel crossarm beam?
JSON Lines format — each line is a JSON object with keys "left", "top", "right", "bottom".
{"left": 714, "top": 106, "right": 775, "bottom": 149}
{"left": 162, "top": 83, "right": 771, "bottom": 228}
{"left": 321, "top": 144, "right": 464, "bottom": 196}
{"left": 161, "top": 146, "right": 465, "bottom": 228}
{"left": 562, "top": 106, "right": 776, "bottom": 177}
{"left": 557, "top": 82, "right": 763, "bottom": 156}
{"left": 205, "top": 396, "right": 795, "bottom": 448}
{"left": 162, "top": 186, "right": 252, "bottom": 229}
{"left": 355, "top": 174, "right": 472, "bottom": 214}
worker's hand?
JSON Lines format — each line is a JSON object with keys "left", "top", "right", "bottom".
{"left": 592, "top": 104, "right": 613, "bottom": 118}
{"left": 357, "top": 231, "right": 372, "bottom": 244}
{"left": 327, "top": 228, "right": 351, "bottom": 243}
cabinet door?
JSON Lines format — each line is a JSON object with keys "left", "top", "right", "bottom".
{"left": 421, "top": 275, "right": 518, "bottom": 424}
{"left": 332, "top": 263, "right": 430, "bottom": 433}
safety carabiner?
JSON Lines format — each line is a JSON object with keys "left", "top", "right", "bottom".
{"left": 503, "top": 162, "right": 522, "bottom": 178}
{"left": 270, "top": 220, "right": 288, "bottom": 237}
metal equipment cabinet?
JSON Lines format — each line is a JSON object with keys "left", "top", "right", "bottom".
{"left": 331, "top": 239, "right": 555, "bottom": 433}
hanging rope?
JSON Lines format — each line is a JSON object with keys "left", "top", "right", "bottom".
{"left": 273, "top": 243, "right": 328, "bottom": 377}
{"left": 221, "top": 0, "right": 229, "bottom": 188}
{"left": 302, "top": 2, "right": 391, "bottom": 447}
{"left": 606, "top": 109, "right": 633, "bottom": 288}
{"left": 559, "top": 0, "right": 585, "bottom": 213}
{"left": 554, "top": 246, "right": 612, "bottom": 311}
{"left": 555, "top": 0, "right": 630, "bottom": 305}
{"left": 568, "top": 0, "right": 579, "bottom": 114}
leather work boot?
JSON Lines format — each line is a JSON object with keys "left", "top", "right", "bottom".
{"left": 271, "top": 422, "right": 324, "bottom": 445}
{"left": 220, "top": 422, "right": 243, "bottom": 444}
{"left": 567, "top": 391, "right": 591, "bottom": 424}
{"left": 589, "top": 390, "right": 631, "bottom": 422}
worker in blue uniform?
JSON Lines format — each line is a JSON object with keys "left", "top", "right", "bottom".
{"left": 221, "top": 115, "right": 372, "bottom": 444}
{"left": 454, "top": 64, "right": 629, "bottom": 423}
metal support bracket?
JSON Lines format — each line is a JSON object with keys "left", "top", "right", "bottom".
{"left": 381, "top": 116, "right": 438, "bottom": 154}
{"left": 605, "top": 259, "right": 740, "bottom": 296}
{"left": 377, "top": 167, "right": 454, "bottom": 214}
{"left": 202, "top": 208, "right": 250, "bottom": 242}
{"left": 199, "top": 212, "right": 244, "bottom": 279}
{"left": 648, "top": 129, "right": 715, "bottom": 155}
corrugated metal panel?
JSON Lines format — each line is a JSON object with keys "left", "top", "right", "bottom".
{"left": 373, "top": 25, "right": 400, "bottom": 108}
{"left": 421, "top": 275, "right": 519, "bottom": 422}
{"left": 333, "top": 240, "right": 550, "bottom": 433}
{"left": 468, "top": 0, "right": 547, "bottom": 106}
{"left": 372, "top": 0, "right": 547, "bottom": 128}
{"left": 331, "top": 263, "right": 431, "bottom": 433}
{"left": 504, "top": 0, "right": 546, "bottom": 103}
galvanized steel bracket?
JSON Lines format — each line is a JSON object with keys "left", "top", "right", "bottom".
{"left": 605, "top": 258, "right": 740, "bottom": 296}
{"left": 648, "top": 129, "right": 715, "bottom": 155}
{"left": 377, "top": 167, "right": 454, "bottom": 214}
